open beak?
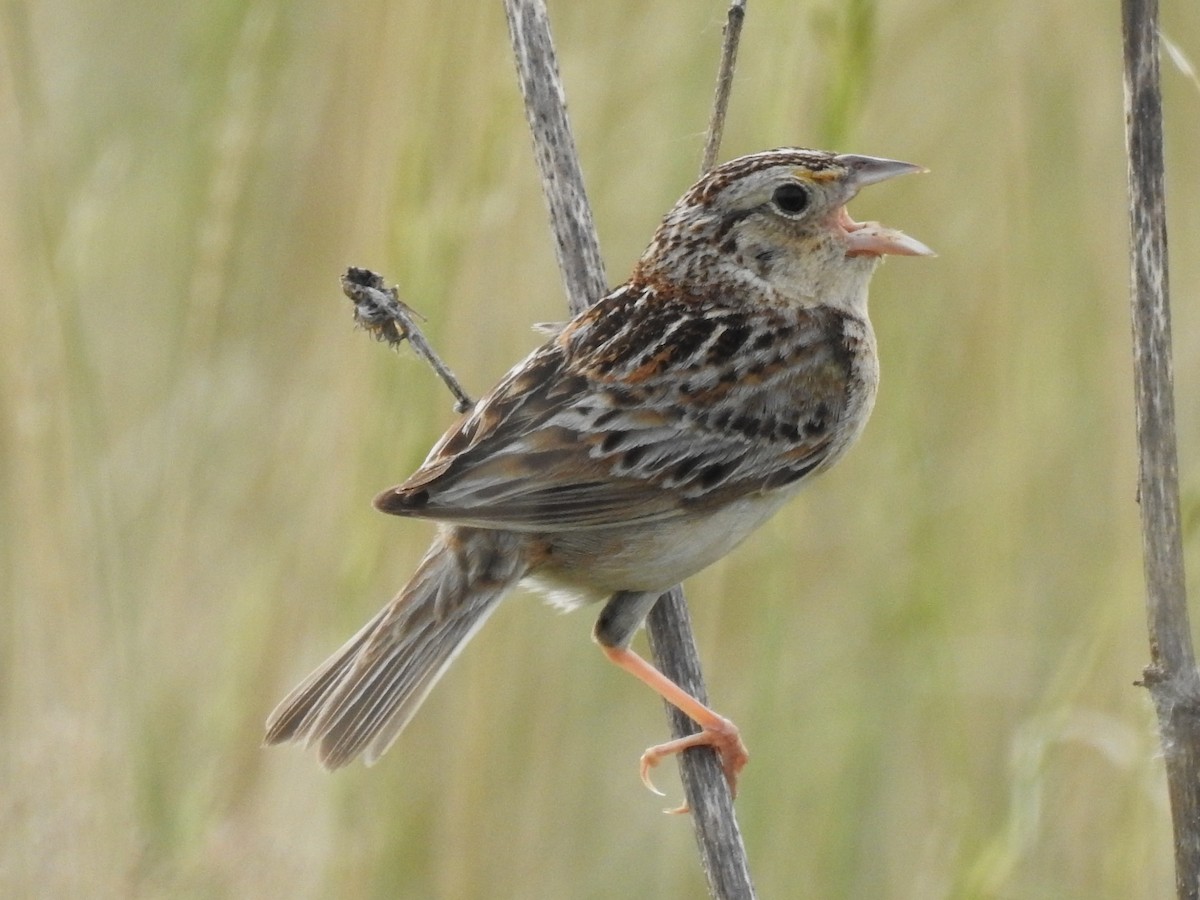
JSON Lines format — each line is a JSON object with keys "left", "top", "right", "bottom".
{"left": 832, "top": 154, "right": 934, "bottom": 258}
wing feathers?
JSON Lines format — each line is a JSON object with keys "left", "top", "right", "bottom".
{"left": 375, "top": 291, "right": 858, "bottom": 531}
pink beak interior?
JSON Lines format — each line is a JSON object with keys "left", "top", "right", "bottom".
{"left": 832, "top": 153, "right": 934, "bottom": 259}
{"left": 838, "top": 207, "right": 934, "bottom": 258}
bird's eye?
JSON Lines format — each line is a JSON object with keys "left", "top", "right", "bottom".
{"left": 771, "top": 183, "right": 810, "bottom": 216}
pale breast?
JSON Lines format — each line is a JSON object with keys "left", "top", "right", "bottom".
{"left": 523, "top": 490, "right": 795, "bottom": 609}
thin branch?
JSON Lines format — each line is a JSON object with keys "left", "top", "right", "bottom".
{"left": 503, "top": 1, "right": 755, "bottom": 897}
{"left": 700, "top": 0, "right": 747, "bottom": 175}
{"left": 1121, "top": 2, "right": 1200, "bottom": 897}
{"left": 341, "top": 267, "right": 475, "bottom": 413}
{"left": 646, "top": 588, "right": 756, "bottom": 897}
{"left": 502, "top": 0, "right": 606, "bottom": 314}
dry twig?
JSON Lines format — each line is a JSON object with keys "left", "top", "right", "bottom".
{"left": 503, "top": 1, "right": 755, "bottom": 897}
{"left": 1121, "top": 2, "right": 1200, "bottom": 897}
{"left": 341, "top": 267, "right": 475, "bottom": 413}
{"left": 701, "top": 0, "right": 747, "bottom": 175}
{"left": 340, "top": 2, "right": 757, "bottom": 894}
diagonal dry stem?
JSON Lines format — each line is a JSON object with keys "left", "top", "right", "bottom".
{"left": 701, "top": 0, "right": 747, "bottom": 175}
{"left": 503, "top": 1, "right": 756, "bottom": 897}
{"left": 340, "top": 267, "right": 475, "bottom": 413}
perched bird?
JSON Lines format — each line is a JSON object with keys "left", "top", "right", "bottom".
{"left": 265, "top": 148, "right": 931, "bottom": 802}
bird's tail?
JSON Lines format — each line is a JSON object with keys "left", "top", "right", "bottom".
{"left": 264, "top": 527, "right": 529, "bottom": 768}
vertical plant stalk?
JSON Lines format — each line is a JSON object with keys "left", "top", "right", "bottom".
{"left": 1121, "top": 2, "right": 1200, "bottom": 897}
{"left": 502, "top": 0, "right": 607, "bottom": 314}
{"left": 503, "top": 1, "right": 755, "bottom": 897}
{"left": 700, "top": 0, "right": 746, "bottom": 174}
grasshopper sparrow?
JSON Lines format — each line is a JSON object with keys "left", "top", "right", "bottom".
{"left": 265, "top": 148, "right": 931, "bottom": 800}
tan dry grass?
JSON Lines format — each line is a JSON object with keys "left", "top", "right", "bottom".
{"left": 2, "top": 0, "right": 1198, "bottom": 897}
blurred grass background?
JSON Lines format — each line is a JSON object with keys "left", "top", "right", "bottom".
{"left": 2, "top": 0, "right": 1199, "bottom": 896}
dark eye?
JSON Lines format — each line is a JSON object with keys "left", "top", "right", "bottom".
{"left": 771, "top": 183, "right": 810, "bottom": 216}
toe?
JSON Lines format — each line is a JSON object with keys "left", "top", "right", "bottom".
{"left": 636, "top": 723, "right": 750, "bottom": 809}
{"left": 639, "top": 749, "right": 667, "bottom": 796}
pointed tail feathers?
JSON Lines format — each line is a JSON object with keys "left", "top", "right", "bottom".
{"left": 265, "top": 528, "right": 528, "bottom": 768}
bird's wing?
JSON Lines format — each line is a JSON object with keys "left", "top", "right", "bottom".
{"left": 375, "top": 285, "right": 861, "bottom": 531}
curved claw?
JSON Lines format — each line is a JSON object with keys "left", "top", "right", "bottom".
{"left": 639, "top": 751, "right": 667, "bottom": 797}
{"left": 636, "top": 721, "right": 750, "bottom": 814}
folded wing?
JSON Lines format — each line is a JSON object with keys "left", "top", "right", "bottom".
{"left": 375, "top": 286, "right": 857, "bottom": 531}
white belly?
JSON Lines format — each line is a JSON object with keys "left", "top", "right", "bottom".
{"left": 523, "top": 491, "right": 793, "bottom": 609}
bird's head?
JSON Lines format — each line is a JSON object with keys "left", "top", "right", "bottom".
{"left": 636, "top": 148, "right": 932, "bottom": 314}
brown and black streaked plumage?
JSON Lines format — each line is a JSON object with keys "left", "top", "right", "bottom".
{"left": 265, "top": 148, "right": 930, "bottom": 801}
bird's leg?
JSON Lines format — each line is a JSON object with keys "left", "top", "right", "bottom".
{"left": 594, "top": 591, "right": 749, "bottom": 813}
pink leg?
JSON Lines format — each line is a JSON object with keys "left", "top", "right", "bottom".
{"left": 600, "top": 644, "right": 748, "bottom": 812}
